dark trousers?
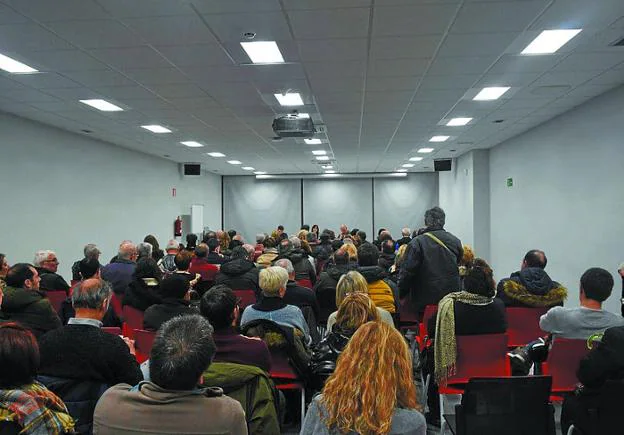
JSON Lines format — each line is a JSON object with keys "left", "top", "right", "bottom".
{"left": 561, "top": 392, "right": 600, "bottom": 435}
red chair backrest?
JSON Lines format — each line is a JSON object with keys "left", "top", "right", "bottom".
{"left": 296, "top": 279, "right": 313, "bottom": 289}
{"left": 418, "top": 304, "right": 439, "bottom": 341}
{"left": 445, "top": 333, "right": 510, "bottom": 386}
{"left": 545, "top": 338, "right": 589, "bottom": 393}
{"left": 233, "top": 289, "right": 256, "bottom": 311}
{"left": 110, "top": 293, "right": 123, "bottom": 318}
{"left": 506, "top": 307, "right": 549, "bottom": 347}
{"left": 122, "top": 305, "right": 144, "bottom": 338}
{"left": 189, "top": 260, "right": 219, "bottom": 281}
{"left": 102, "top": 327, "right": 121, "bottom": 335}
{"left": 399, "top": 298, "right": 419, "bottom": 325}
{"left": 268, "top": 350, "right": 299, "bottom": 381}
{"left": 134, "top": 329, "right": 156, "bottom": 364}
{"left": 46, "top": 291, "right": 67, "bottom": 314}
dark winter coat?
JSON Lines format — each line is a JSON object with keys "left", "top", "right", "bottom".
{"left": 378, "top": 252, "right": 396, "bottom": 271}
{"left": 497, "top": 268, "right": 567, "bottom": 308}
{"left": 310, "top": 325, "right": 353, "bottom": 390}
{"left": 275, "top": 249, "right": 316, "bottom": 285}
{"left": 577, "top": 325, "right": 624, "bottom": 389}
{"left": 35, "top": 267, "right": 70, "bottom": 293}
{"left": 0, "top": 286, "right": 61, "bottom": 337}
{"left": 215, "top": 258, "right": 260, "bottom": 295}
{"left": 122, "top": 278, "right": 162, "bottom": 312}
{"left": 313, "top": 265, "right": 352, "bottom": 323}
{"left": 101, "top": 259, "right": 136, "bottom": 296}
{"left": 143, "top": 299, "right": 197, "bottom": 331}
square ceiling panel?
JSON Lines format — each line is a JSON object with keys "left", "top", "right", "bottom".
{"left": 373, "top": 4, "right": 457, "bottom": 37}
{"left": 88, "top": 46, "right": 171, "bottom": 70}
{"left": 298, "top": 38, "right": 368, "bottom": 62}
{"left": 46, "top": 19, "right": 144, "bottom": 49}
{"left": 4, "top": 0, "right": 110, "bottom": 22}
{"left": 450, "top": 1, "right": 548, "bottom": 34}
{"left": 123, "top": 15, "right": 219, "bottom": 46}
{"left": 369, "top": 35, "right": 443, "bottom": 60}
{"left": 201, "top": 11, "right": 292, "bottom": 42}
{"left": 155, "top": 44, "right": 233, "bottom": 67}
{"left": 289, "top": 8, "right": 371, "bottom": 39}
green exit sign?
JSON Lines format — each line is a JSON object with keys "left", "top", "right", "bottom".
{"left": 506, "top": 177, "right": 513, "bottom": 188}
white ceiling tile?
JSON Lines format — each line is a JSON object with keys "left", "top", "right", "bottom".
{"left": 489, "top": 54, "right": 565, "bottom": 74}
{"left": 124, "top": 15, "right": 219, "bottom": 45}
{"left": 428, "top": 55, "right": 498, "bottom": 75}
{"left": 0, "top": 23, "right": 74, "bottom": 51}
{"left": 10, "top": 72, "right": 82, "bottom": 89}
{"left": 155, "top": 44, "right": 233, "bottom": 67}
{"left": 531, "top": 70, "right": 603, "bottom": 88}
{"left": 63, "top": 69, "right": 136, "bottom": 87}
{"left": 451, "top": 1, "right": 547, "bottom": 34}
{"left": 586, "top": 69, "right": 624, "bottom": 87}
{"left": 89, "top": 46, "right": 171, "bottom": 70}
{"left": 92, "top": 85, "right": 157, "bottom": 100}
{"left": 310, "top": 76, "right": 363, "bottom": 94}
{"left": 182, "top": 66, "right": 249, "bottom": 84}
{"left": 289, "top": 8, "right": 371, "bottom": 39}
{"left": 373, "top": 4, "right": 457, "bottom": 36}
{"left": 0, "top": 88, "right": 61, "bottom": 103}
{"left": 148, "top": 83, "right": 208, "bottom": 99}
{"left": 0, "top": 4, "right": 31, "bottom": 24}
{"left": 4, "top": 0, "right": 110, "bottom": 22}
{"left": 282, "top": 0, "right": 372, "bottom": 9}
{"left": 368, "top": 58, "right": 430, "bottom": 77}
{"left": 551, "top": 52, "right": 624, "bottom": 73}
{"left": 366, "top": 76, "right": 420, "bottom": 91}
{"left": 475, "top": 72, "right": 542, "bottom": 88}
{"left": 241, "top": 63, "right": 307, "bottom": 83}
{"left": 304, "top": 60, "right": 366, "bottom": 78}
{"left": 369, "top": 35, "right": 442, "bottom": 59}
{"left": 298, "top": 38, "right": 368, "bottom": 61}
{"left": 419, "top": 74, "right": 480, "bottom": 90}
{"left": 528, "top": 0, "right": 624, "bottom": 31}
{"left": 45, "top": 19, "right": 144, "bottom": 49}
{"left": 437, "top": 32, "right": 518, "bottom": 58}
{"left": 98, "top": 0, "right": 196, "bottom": 17}
{"left": 124, "top": 68, "right": 190, "bottom": 85}
{"left": 414, "top": 87, "right": 465, "bottom": 102}
{"left": 201, "top": 12, "right": 291, "bottom": 42}
{"left": 190, "top": 0, "right": 282, "bottom": 14}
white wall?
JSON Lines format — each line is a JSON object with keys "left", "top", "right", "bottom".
{"left": 0, "top": 112, "right": 222, "bottom": 281}
{"left": 439, "top": 152, "right": 476, "bottom": 247}
{"left": 489, "top": 85, "right": 624, "bottom": 313}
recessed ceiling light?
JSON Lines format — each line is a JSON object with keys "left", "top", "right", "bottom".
{"left": 304, "top": 138, "right": 322, "bottom": 145}
{"left": 473, "top": 87, "right": 510, "bottom": 101}
{"left": 396, "top": 169, "right": 408, "bottom": 172}
{"left": 180, "top": 141, "right": 204, "bottom": 148}
{"left": 322, "top": 173, "right": 340, "bottom": 177}
{"left": 409, "top": 156, "right": 424, "bottom": 162}
{"left": 274, "top": 92, "right": 304, "bottom": 106}
{"left": 321, "top": 165, "right": 333, "bottom": 169}
{"left": 227, "top": 160, "right": 242, "bottom": 165}
{"left": 522, "top": 29, "right": 582, "bottom": 55}
{"left": 0, "top": 53, "right": 37, "bottom": 74}
{"left": 254, "top": 171, "right": 267, "bottom": 175}
{"left": 79, "top": 99, "right": 123, "bottom": 112}
{"left": 446, "top": 117, "right": 472, "bottom": 126}
{"left": 418, "top": 148, "right": 435, "bottom": 153}
{"left": 402, "top": 163, "right": 415, "bottom": 168}
{"left": 242, "top": 166, "right": 255, "bottom": 170}
{"left": 207, "top": 152, "right": 225, "bottom": 158}
{"left": 325, "top": 170, "right": 336, "bottom": 174}
{"left": 316, "top": 156, "right": 330, "bottom": 161}
{"left": 141, "top": 124, "right": 171, "bottom": 134}
{"left": 430, "top": 135, "right": 450, "bottom": 142}
{"left": 240, "top": 41, "right": 285, "bottom": 64}
{"left": 312, "top": 150, "right": 327, "bottom": 155}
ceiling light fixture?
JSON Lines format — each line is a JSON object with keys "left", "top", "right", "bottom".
{"left": 312, "top": 150, "right": 327, "bottom": 155}
{"left": 79, "top": 99, "right": 123, "bottom": 112}
{"left": 430, "top": 135, "right": 450, "bottom": 142}
{"left": 325, "top": 170, "right": 336, "bottom": 174}
{"left": 402, "top": 163, "right": 415, "bottom": 168}
{"left": 141, "top": 125, "right": 172, "bottom": 134}
{"left": 473, "top": 87, "right": 510, "bottom": 101}
{"left": 254, "top": 171, "right": 267, "bottom": 175}
{"left": 180, "top": 141, "right": 204, "bottom": 148}
{"left": 396, "top": 169, "right": 408, "bottom": 172}
{"left": 321, "top": 165, "right": 333, "bottom": 169}
{"left": 322, "top": 173, "right": 341, "bottom": 178}
{"left": 227, "top": 160, "right": 242, "bottom": 165}
{"left": 409, "top": 156, "right": 424, "bottom": 162}
{"left": 446, "top": 117, "right": 472, "bottom": 126}
{"left": 418, "top": 148, "right": 434, "bottom": 153}
{"left": 242, "top": 166, "right": 255, "bottom": 170}
{"left": 274, "top": 92, "right": 304, "bottom": 106}
{"left": 240, "top": 41, "right": 285, "bottom": 64}
{"left": 304, "top": 138, "right": 322, "bottom": 145}
{"left": 207, "top": 152, "right": 225, "bottom": 158}
{"left": 316, "top": 156, "right": 330, "bottom": 161}
{"left": 0, "top": 53, "right": 38, "bottom": 74}
{"left": 522, "top": 29, "right": 582, "bottom": 55}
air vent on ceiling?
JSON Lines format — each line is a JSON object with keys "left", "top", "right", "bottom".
{"left": 610, "top": 36, "right": 624, "bottom": 46}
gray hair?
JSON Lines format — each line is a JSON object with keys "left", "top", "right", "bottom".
{"left": 256, "top": 233, "right": 266, "bottom": 244}
{"left": 242, "top": 244, "right": 255, "bottom": 260}
{"left": 33, "top": 250, "right": 55, "bottom": 267}
{"left": 425, "top": 206, "right": 446, "bottom": 229}
{"left": 165, "top": 239, "right": 179, "bottom": 251}
{"left": 83, "top": 243, "right": 101, "bottom": 259}
{"left": 137, "top": 242, "right": 153, "bottom": 259}
{"left": 72, "top": 279, "right": 112, "bottom": 310}
{"left": 401, "top": 227, "right": 411, "bottom": 237}
{"left": 288, "top": 236, "right": 301, "bottom": 248}
{"left": 118, "top": 242, "right": 137, "bottom": 260}
{"left": 275, "top": 258, "right": 295, "bottom": 275}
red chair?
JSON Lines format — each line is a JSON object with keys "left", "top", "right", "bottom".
{"left": 189, "top": 260, "right": 219, "bottom": 282}
{"left": 134, "top": 329, "right": 156, "bottom": 364}
{"left": 121, "top": 305, "right": 144, "bottom": 339}
{"left": 269, "top": 350, "right": 305, "bottom": 427}
{"left": 418, "top": 305, "right": 438, "bottom": 348}
{"left": 233, "top": 289, "right": 256, "bottom": 311}
{"left": 542, "top": 338, "right": 589, "bottom": 395}
{"left": 110, "top": 293, "right": 123, "bottom": 318}
{"left": 102, "top": 327, "right": 121, "bottom": 335}
{"left": 46, "top": 291, "right": 67, "bottom": 314}
{"left": 506, "top": 307, "right": 549, "bottom": 348}
{"left": 296, "top": 279, "right": 313, "bottom": 289}
{"left": 398, "top": 298, "right": 419, "bottom": 333}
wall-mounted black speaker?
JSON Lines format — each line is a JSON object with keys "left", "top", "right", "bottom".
{"left": 434, "top": 159, "right": 452, "bottom": 172}
{"left": 183, "top": 163, "right": 201, "bottom": 176}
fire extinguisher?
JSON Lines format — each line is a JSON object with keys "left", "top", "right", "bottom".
{"left": 174, "top": 216, "right": 182, "bottom": 237}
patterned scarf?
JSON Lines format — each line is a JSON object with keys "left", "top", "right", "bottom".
{"left": 0, "top": 381, "right": 75, "bottom": 435}
{"left": 434, "top": 291, "right": 493, "bottom": 386}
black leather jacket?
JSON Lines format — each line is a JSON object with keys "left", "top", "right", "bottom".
{"left": 309, "top": 326, "right": 354, "bottom": 391}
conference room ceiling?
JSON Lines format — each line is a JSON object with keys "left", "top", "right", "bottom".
{"left": 0, "top": 0, "right": 623, "bottom": 175}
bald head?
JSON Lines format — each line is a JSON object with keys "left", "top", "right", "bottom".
{"left": 118, "top": 242, "right": 138, "bottom": 261}
{"left": 72, "top": 278, "right": 112, "bottom": 316}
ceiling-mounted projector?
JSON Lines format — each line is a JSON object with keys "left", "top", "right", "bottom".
{"left": 272, "top": 112, "right": 315, "bottom": 138}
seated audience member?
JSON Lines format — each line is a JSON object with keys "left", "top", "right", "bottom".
{"left": 0, "top": 253, "right": 9, "bottom": 281}
{"left": 338, "top": 224, "right": 349, "bottom": 241}
{"left": 136, "top": 242, "right": 153, "bottom": 262}
{"left": 253, "top": 234, "right": 265, "bottom": 261}
{"left": 396, "top": 227, "right": 412, "bottom": 248}
{"left": 340, "top": 243, "right": 358, "bottom": 265}
{"left": 357, "top": 243, "right": 398, "bottom": 314}
{"left": 275, "top": 258, "right": 320, "bottom": 320}
{"left": 0, "top": 323, "right": 75, "bottom": 434}
{"left": 510, "top": 267, "right": 624, "bottom": 374}
{"left": 256, "top": 237, "right": 279, "bottom": 267}
{"left": 206, "top": 237, "right": 228, "bottom": 265}
{"left": 172, "top": 250, "right": 200, "bottom": 289}
{"left": 200, "top": 285, "right": 271, "bottom": 372}
{"left": 101, "top": 241, "right": 138, "bottom": 296}
{"left": 240, "top": 266, "right": 310, "bottom": 344}
{"left": 373, "top": 229, "right": 391, "bottom": 250}
{"left": 310, "top": 293, "right": 380, "bottom": 389}
{"left": 215, "top": 246, "right": 260, "bottom": 295}
{"left": 497, "top": 249, "right": 567, "bottom": 308}
{"left": 71, "top": 243, "right": 101, "bottom": 282}
{"left": 157, "top": 239, "right": 179, "bottom": 274}
{"left": 326, "top": 271, "right": 394, "bottom": 333}
{"left": 33, "top": 250, "right": 70, "bottom": 293}
{"left": 378, "top": 239, "right": 396, "bottom": 272}
{"left": 313, "top": 232, "right": 334, "bottom": 262}
{"left": 388, "top": 244, "right": 409, "bottom": 283}
{"left": 185, "top": 233, "right": 198, "bottom": 253}
{"left": 144, "top": 235, "right": 164, "bottom": 262}
{"left": 93, "top": 315, "right": 247, "bottom": 435}
{"left": 311, "top": 224, "right": 320, "bottom": 238}
{"left": 38, "top": 279, "right": 142, "bottom": 432}
{"left": 301, "top": 321, "right": 426, "bottom": 435}
{"left": 561, "top": 324, "right": 624, "bottom": 434}
{"left": 217, "top": 230, "right": 231, "bottom": 253}
{"left": 356, "top": 230, "right": 368, "bottom": 246}
{"left": 314, "top": 250, "right": 352, "bottom": 322}
{"left": 189, "top": 244, "right": 220, "bottom": 294}
{"left": 0, "top": 264, "right": 61, "bottom": 337}
{"left": 143, "top": 275, "right": 196, "bottom": 331}
{"left": 122, "top": 258, "right": 162, "bottom": 312}
{"left": 59, "top": 257, "right": 107, "bottom": 324}
{"left": 203, "top": 231, "right": 217, "bottom": 244}
{"left": 228, "top": 234, "right": 244, "bottom": 252}
{"left": 275, "top": 239, "right": 316, "bottom": 285}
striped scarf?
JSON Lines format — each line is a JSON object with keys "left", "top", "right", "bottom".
{"left": 434, "top": 291, "right": 493, "bottom": 386}
{"left": 0, "top": 381, "right": 75, "bottom": 434}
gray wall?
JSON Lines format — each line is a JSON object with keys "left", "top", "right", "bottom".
{"left": 0, "top": 112, "right": 222, "bottom": 281}
{"left": 489, "top": 86, "right": 624, "bottom": 313}
{"left": 223, "top": 174, "right": 439, "bottom": 243}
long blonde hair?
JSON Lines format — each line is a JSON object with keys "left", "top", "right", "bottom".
{"left": 321, "top": 321, "right": 420, "bottom": 434}
{"left": 335, "top": 293, "right": 380, "bottom": 332}
{"left": 335, "top": 270, "right": 368, "bottom": 307}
